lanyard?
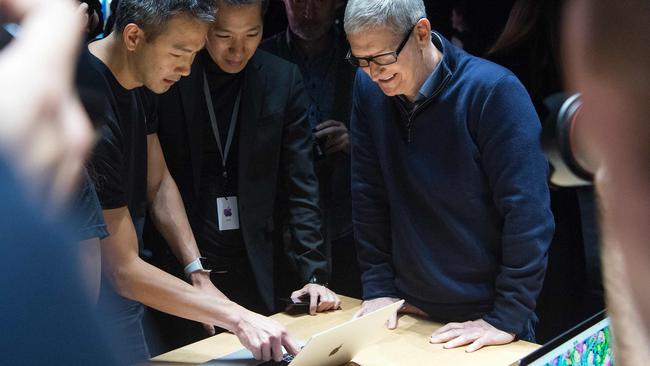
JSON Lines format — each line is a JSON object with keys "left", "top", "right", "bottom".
{"left": 203, "top": 70, "right": 242, "bottom": 179}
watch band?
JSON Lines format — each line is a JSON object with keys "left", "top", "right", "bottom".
{"left": 308, "top": 275, "right": 328, "bottom": 287}
{"left": 184, "top": 257, "right": 211, "bottom": 279}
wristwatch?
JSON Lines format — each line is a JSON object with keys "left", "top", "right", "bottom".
{"left": 308, "top": 275, "right": 328, "bottom": 287}
{"left": 184, "top": 257, "right": 211, "bottom": 279}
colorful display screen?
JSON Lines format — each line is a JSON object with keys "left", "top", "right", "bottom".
{"left": 530, "top": 317, "right": 613, "bottom": 366}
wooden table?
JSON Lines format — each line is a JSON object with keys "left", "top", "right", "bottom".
{"left": 149, "top": 296, "right": 540, "bottom": 366}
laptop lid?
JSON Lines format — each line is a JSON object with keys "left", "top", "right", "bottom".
{"left": 205, "top": 300, "right": 405, "bottom": 366}
{"left": 515, "top": 310, "right": 613, "bottom": 366}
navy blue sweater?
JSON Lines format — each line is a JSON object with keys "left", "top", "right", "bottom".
{"left": 350, "top": 34, "right": 554, "bottom": 335}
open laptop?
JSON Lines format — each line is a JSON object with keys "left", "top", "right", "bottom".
{"left": 513, "top": 310, "right": 613, "bottom": 366}
{"left": 204, "top": 299, "right": 405, "bottom": 366}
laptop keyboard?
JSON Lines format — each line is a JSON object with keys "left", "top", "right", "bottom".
{"left": 258, "top": 353, "right": 294, "bottom": 366}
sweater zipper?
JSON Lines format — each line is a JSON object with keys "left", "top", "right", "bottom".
{"left": 404, "top": 96, "right": 436, "bottom": 143}
{"left": 403, "top": 73, "right": 451, "bottom": 143}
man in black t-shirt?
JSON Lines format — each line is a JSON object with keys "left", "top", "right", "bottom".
{"left": 80, "top": 0, "right": 301, "bottom": 364}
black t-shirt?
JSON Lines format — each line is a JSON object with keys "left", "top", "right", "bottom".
{"left": 68, "top": 170, "right": 109, "bottom": 242}
{"left": 194, "top": 51, "right": 245, "bottom": 260}
{"left": 78, "top": 50, "right": 157, "bottom": 223}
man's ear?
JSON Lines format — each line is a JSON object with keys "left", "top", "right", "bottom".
{"left": 415, "top": 18, "right": 432, "bottom": 47}
{"left": 122, "top": 23, "right": 144, "bottom": 51}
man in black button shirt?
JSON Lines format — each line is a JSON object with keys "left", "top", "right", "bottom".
{"left": 151, "top": 0, "right": 339, "bottom": 344}
{"left": 80, "top": 0, "right": 301, "bottom": 363}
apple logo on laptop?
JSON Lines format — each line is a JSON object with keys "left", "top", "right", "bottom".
{"left": 329, "top": 344, "right": 343, "bottom": 357}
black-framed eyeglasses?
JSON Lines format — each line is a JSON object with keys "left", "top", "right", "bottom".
{"left": 346, "top": 23, "right": 417, "bottom": 68}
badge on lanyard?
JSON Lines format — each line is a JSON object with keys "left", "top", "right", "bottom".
{"left": 204, "top": 71, "right": 243, "bottom": 232}
{"left": 217, "top": 196, "right": 240, "bottom": 231}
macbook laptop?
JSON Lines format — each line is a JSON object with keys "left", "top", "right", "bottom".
{"left": 204, "top": 299, "right": 405, "bottom": 366}
{"left": 513, "top": 310, "right": 613, "bottom": 366}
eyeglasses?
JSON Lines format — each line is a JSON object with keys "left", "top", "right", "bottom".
{"left": 346, "top": 23, "right": 416, "bottom": 68}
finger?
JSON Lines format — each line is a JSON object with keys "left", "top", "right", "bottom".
{"left": 431, "top": 322, "right": 464, "bottom": 336}
{"left": 317, "top": 296, "right": 335, "bottom": 312}
{"left": 282, "top": 333, "right": 301, "bottom": 356}
{"left": 260, "top": 341, "right": 271, "bottom": 362}
{"left": 271, "top": 333, "right": 283, "bottom": 362}
{"left": 387, "top": 311, "right": 398, "bottom": 330}
{"left": 320, "top": 289, "right": 337, "bottom": 304}
{"left": 465, "top": 337, "right": 486, "bottom": 353}
{"left": 430, "top": 328, "right": 467, "bottom": 343}
{"left": 334, "top": 294, "right": 342, "bottom": 309}
{"left": 326, "top": 291, "right": 341, "bottom": 309}
{"left": 309, "top": 288, "right": 319, "bottom": 315}
{"left": 443, "top": 333, "right": 480, "bottom": 349}
{"left": 314, "top": 126, "right": 346, "bottom": 139}
{"left": 290, "top": 289, "right": 306, "bottom": 302}
{"left": 249, "top": 341, "right": 262, "bottom": 361}
{"left": 315, "top": 120, "right": 342, "bottom": 130}
{"left": 202, "top": 323, "right": 216, "bottom": 336}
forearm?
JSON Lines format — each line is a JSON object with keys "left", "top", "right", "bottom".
{"left": 103, "top": 207, "right": 242, "bottom": 331}
{"left": 109, "top": 254, "right": 243, "bottom": 330}
{"left": 149, "top": 169, "right": 200, "bottom": 266}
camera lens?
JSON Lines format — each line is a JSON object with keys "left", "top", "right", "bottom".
{"left": 541, "top": 93, "right": 593, "bottom": 187}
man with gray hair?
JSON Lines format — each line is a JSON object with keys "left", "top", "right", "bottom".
{"left": 345, "top": 0, "right": 554, "bottom": 352}
{"left": 78, "top": 0, "right": 300, "bottom": 363}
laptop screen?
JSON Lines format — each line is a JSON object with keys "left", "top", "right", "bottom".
{"left": 519, "top": 310, "right": 613, "bottom": 366}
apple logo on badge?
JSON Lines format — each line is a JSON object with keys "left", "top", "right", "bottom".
{"left": 224, "top": 208, "right": 232, "bottom": 217}
{"left": 329, "top": 344, "right": 343, "bottom": 357}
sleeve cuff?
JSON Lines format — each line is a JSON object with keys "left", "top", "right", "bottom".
{"left": 362, "top": 279, "right": 399, "bottom": 301}
{"left": 482, "top": 305, "right": 533, "bottom": 336}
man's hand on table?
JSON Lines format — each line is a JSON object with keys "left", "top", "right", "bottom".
{"left": 190, "top": 271, "right": 230, "bottom": 336}
{"left": 291, "top": 284, "right": 341, "bottom": 315}
{"left": 429, "top": 318, "right": 515, "bottom": 352}
{"left": 232, "top": 309, "right": 301, "bottom": 362}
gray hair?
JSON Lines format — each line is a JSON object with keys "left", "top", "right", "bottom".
{"left": 218, "top": 0, "right": 269, "bottom": 14}
{"left": 344, "top": 0, "right": 426, "bottom": 36}
{"left": 115, "top": 0, "right": 217, "bottom": 41}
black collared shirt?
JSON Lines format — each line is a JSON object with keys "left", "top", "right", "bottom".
{"left": 194, "top": 50, "right": 246, "bottom": 260}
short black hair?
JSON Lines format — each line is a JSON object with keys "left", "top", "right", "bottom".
{"left": 115, "top": 0, "right": 217, "bottom": 41}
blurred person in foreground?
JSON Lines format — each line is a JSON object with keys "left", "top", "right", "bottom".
{"left": 486, "top": 0, "right": 603, "bottom": 342}
{"left": 0, "top": 0, "right": 115, "bottom": 364}
{"left": 561, "top": 0, "right": 650, "bottom": 364}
